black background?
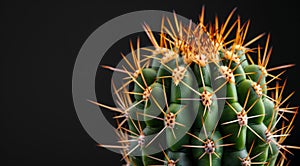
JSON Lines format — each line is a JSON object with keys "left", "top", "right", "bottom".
{"left": 2, "top": 0, "right": 300, "bottom": 165}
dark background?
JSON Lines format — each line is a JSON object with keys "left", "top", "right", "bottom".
{"left": 1, "top": 0, "right": 300, "bottom": 165}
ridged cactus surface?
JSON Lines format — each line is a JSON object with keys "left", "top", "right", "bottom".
{"left": 91, "top": 8, "right": 298, "bottom": 166}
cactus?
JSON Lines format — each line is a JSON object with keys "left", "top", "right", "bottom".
{"left": 91, "top": 8, "right": 299, "bottom": 166}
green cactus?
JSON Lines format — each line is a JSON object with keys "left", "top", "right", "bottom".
{"left": 92, "top": 8, "right": 298, "bottom": 166}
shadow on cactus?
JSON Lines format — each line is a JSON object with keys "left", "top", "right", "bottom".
{"left": 90, "top": 7, "right": 299, "bottom": 166}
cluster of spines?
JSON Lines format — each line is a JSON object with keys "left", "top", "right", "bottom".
{"left": 90, "top": 7, "right": 298, "bottom": 166}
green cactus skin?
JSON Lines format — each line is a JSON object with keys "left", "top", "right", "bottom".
{"left": 220, "top": 102, "right": 246, "bottom": 151}
{"left": 93, "top": 8, "right": 298, "bottom": 166}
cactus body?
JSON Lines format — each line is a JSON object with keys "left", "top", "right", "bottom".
{"left": 94, "top": 8, "right": 298, "bottom": 166}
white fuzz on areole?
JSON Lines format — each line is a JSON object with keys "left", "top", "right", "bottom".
{"left": 225, "top": 50, "right": 240, "bottom": 64}
{"left": 165, "top": 112, "right": 176, "bottom": 129}
{"left": 182, "top": 53, "right": 193, "bottom": 64}
{"left": 143, "top": 87, "right": 152, "bottom": 101}
{"left": 200, "top": 90, "right": 213, "bottom": 107}
{"left": 234, "top": 44, "right": 247, "bottom": 52}
{"left": 138, "top": 134, "right": 145, "bottom": 147}
{"left": 237, "top": 113, "right": 247, "bottom": 126}
{"left": 251, "top": 82, "right": 263, "bottom": 97}
{"left": 154, "top": 47, "right": 169, "bottom": 55}
{"left": 204, "top": 139, "right": 215, "bottom": 154}
{"left": 172, "top": 66, "right": 186, "bottom": 86}
{"left": 259, "top": 65, "right": 268, "bottom": 76}
{"left": 193, "top": 53, "right": 207, "bottom": 67}
{"left": 219, "top": 66, "right": 235, "bottom": 84}
{"left": 161, "top": 50, "right": 178, "bottom": 63}
{"left": 241, "top": 158, "right": 251, "bottom": 166}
